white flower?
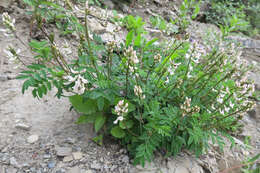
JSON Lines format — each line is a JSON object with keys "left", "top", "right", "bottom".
{"left": 168, "top": 67, "right": 174, "bottom": 75}
{"left": 63, "top": 75, "right": 76, "bottom": 85}
{"left": 230, "top": 101, "right": 234, "bottom": 109}
{"left": 2, "top": 12, "right": 15, "bottom": 31}
{"left": 165, "top": 77, "right": 169, "bottom": 84}
{"left": 185, "top": 54, "right": 190, "bottom": 59}
{"left": 193, "top": 58, "right": 199, "bottom": 64}
{"left": 134, "top": 85, "right": 145, "bottom": 99}
{"left": 129, "top": 65, "right": 137, "bottom": 73}
{"left": 72, "top": 75, "right": 88, "bottom": 94}
{"left": 181, "top": 97, "right": 192, "bottom": 115}
{"left": 4, "top": 46, "right": 21, "bottom": 65}
{"left": 212, "top": 88, "right": 217, "bottom": 92}
{"left": 115, "top": 100, "right": 128, "bottom": 116}
{"left": 219, "top": 109, "right": 225, "bottom": 115}
{"left": 63, "top": 74, "right": 88, "bottom": 95}
{"left": 217, "top": 97, "right": 224, "bottom": 104}
{"left": 224, "top": 106, "right": 230, "bottom": 113}
{"left": 125, "top": 47, "right": 139, "bottom": 64}
{"left": 70, "top": 68, "right": 86, "bottom": 74}
{"left": 187, "top": 72, "right": 192, "bottom": 79}
{"left": 154, "top": 54, "right": 161, "bottom": 63}
{"left": 113, "top": 116, "right": 124, "bottom": 124}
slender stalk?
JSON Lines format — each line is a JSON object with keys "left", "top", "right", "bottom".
{"left": 84, "top": 7, "right": 99, "bottom": 76}
{"left": 125, "top": 60, "right": 130, "bottom": 97}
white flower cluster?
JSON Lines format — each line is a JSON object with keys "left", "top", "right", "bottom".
{"left": 63, "top": 69, "right": 88, "bottom": 95}
{"left": 235, "top": 77, "right": 255, "bottom": 97}
{"left": 168, "top": 61, "right": 181, "bottom": 75}
{"left": 154, "top": 54, "right": 161, "bottom": 63}
{"left": 124, "top": 47, "right": 140, "bottom": 73}
{"left": 107, "top": 41, "right": 116, "bottom": 53}
{"left": 124, "top": 46, "right": 139, "bottom": 64}
{"left": 2, "top": 13, "right": 15, "bottom": 31}
{"left": 186, "top": 41, "right": 206, "bottom": 64}
{"left": 4, "top": 46, "right": 21, "bottom": 69}
{"left": 180, "top": 97, "right": 192, "bottom": 116}
{"left": 114, "top": 100, "right": 128, "bottom": 124}
{"left": 181, "top": 97, "right": 201, "bottom": 116}
{"left": 134, "top": 85, "right": 145, "bottom": 99}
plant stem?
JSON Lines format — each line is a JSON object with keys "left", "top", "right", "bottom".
{"left": 84, "top": 8, "right": 99, "bottom": 76}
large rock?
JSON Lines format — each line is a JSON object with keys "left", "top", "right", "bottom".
{"left": 0, "top": 0, "right": 11, "bottom": 9}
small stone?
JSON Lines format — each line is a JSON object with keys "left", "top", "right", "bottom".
{"left": 15, "top": 123, "right": 31, "bottom": 131}
{"left": 85, "top": 170, "right": 93, "bottom": 173}
{"left": 56, "top": 147, "right": 72, "bottom": 157}
{"left": 43, "top": 154, "right": 51, "bottom": 159}
{"left": 121, "top": 155, "right": 129, "bottom": 163}
{"left": 72, "top": 152, "right": 83, "bottom": 160}
{"left": 47, "top": 161, "right": 56, "bottom": 169}
{"left": 27, "top": 135, "right": 39, "bottom": 143}
{"left": 30, "top": 167, "right": 36, "bottom": 172}
{"left": 0, "top": 75, "right": 8, "bottom": 81}
{"left": 68, "top": 167, "right": 81, "bottom": 173}
{"left": 56, "top": 169, "right": 66, "bottom": 173}
{"left": 64, "top": 138, "right": 75, "bottom": 144}
{"left": 6, "top": 167, "right": 17, "bottom": 173}
{"left": 91, "top": 162, "right": 101, "bottom": 170}
{"left": 9, "top": 157, "right": 19, "bottom": 168}
{"left": 63, "top": 155, "right": 73, "bottom": 162}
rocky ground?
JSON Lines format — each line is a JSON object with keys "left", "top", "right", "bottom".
{"left": 0, "top": 0, "right": 259, "bottom": 173}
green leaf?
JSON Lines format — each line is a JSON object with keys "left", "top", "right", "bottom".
{"left": 134, "top": 33, "right": 141, "bottom": 47}
{"left": 92, "top": 134, "right": 103, "bottom": 146}
{"left": 188, "top": 136, "right": 193, "bottom": 146}
{"left": 32, "top": 89, "right": 37, "bottom": 98}
{"left": 119, "top": 120, "right": 134, "bottom": 129}
{"left": 126, "top": 30, "right": 134, "bottom": 47}
{"left": 69, "top": 95, "right": 97, "bottom": 114}
{"left": 111, "top": 126, "right": 125, "bottom": 138}
{"left": 95, "top": 113, "right": 106, "bottom": 133}
{"left": 37, "top": 87, "right": 43, "bottom": 98}
{"left": 16, "top": 75, "right": 30, "bottom": 79}
{"left": 144, "top": 38, "right": 158, "bottom": 50}
{"left": 247, "top": 153, "right": 260, "bottom": 163}
{"left": 97, "top": 97, "right": 105, "bottom": 111}
{"left": 76, "top": 114, "right": 96, "bottom": 124}
{"left": 47, "top": 82, "right": 52, "bottom": 90}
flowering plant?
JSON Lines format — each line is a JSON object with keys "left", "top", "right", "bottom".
{"left": 2, "top": 0, "right": 256, "bottom": 166}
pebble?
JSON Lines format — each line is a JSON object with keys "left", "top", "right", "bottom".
{"left": 64, "top": 138, "right": 75, "bottom": 144}
{"left": 68, "top": 167, "right": 81, "bottom": 173}
{"left": 9, "top": 157, "right": 19, "bottom": 168}
{"left": 72, "top": 152, "right": 83, "bottom": 160}
{"left": 91, "top": 162, "right": 102, "bottom": 170}
{"left": 43, "top": 154, "right": 51, "bottom": 159}
{"left": 56, "top": 147, "right": 72, "bottom": 157}
{"left": 27, "top": 135, "right": 39, "bottom": 143}
{"left": 121, "top": 155, "right": 129, "bottom": 163}
{"left": 15, "top": 123, "right": 31, "bottom": 131}
{"left": 30, "top": 167, "right": 36, "bottom": 172}
{"left": 6, "top": 167, "right": 17, "bottom": 173}
{"left": 63, "top": 155, "right": 73, "bottom": 162}
{"left": 47, "top": 161, "right": 56, "bottom": 169}
{"left": 0, "top": 75, "right": 8, "bottom": 81}
{"left": 85, "top": 170, "right": 93, "bottom": 173}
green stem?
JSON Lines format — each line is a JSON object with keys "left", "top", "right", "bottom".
{"left": 84, "top": 8, "right": 99, "bottom": 76}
